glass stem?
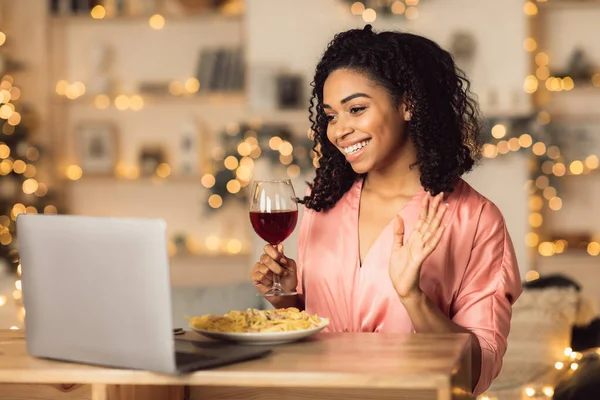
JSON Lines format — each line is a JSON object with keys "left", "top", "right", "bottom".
{"left": 272, "top": 272, "right": 283, "bottom": 290}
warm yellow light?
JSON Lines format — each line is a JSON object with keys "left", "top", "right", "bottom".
{"left": 535, "top": 175, "right": 549, "bottom": 189}
{"left": 524, "top": 75, "right": 539, "bottom": 93}
{"left": 362, "top": 8, "right": 377, "bottom": 23}
{"left": 532, "top": 142, "right": 546, "bottom": 156}
{"left": 235, "top": 166, "right": 252, "bottom": 181}
{"left": 524, "top": 38, "right": 537, "bottom": 52}
{"left": 562, "top": 77, "right": 575, "bottom": 91}
{"left": 351, "top": 1, "right": 365, "bottom": 15}
{"left": 555, "top": 361, "right": 564, "bottom": 370}
{"left": 201, "top": 174, "right": 215, "bottom": 188}
{"left": 536, "top": 66, "right": 550, "bottom": 80}
{"left": 390, "top": 1, "right": 406, "bottom": 14}
{"left": 12, "top": 160, "right": 26, "bottom": 174}
{"left": 519, "top": 134, "right": 533, "bottom": 148}
{"left": 149, "top": 14, "right": 165, "bottom": 29}
{"left": 12, "top": 290, "right": 21, "bottom": 300}
{"left": 491, "top": 124, "right": 506, "bottom": 139}
{"left": 546, "top": 146, "right": 560, "bottom": 159}
{"left": 542, "top": 386, "right": 554, "bottom": 397}
{"left": 169, "top": 81, "right": 184, "bottom": 96}
{"left": 541, "top": 161, "right": 554, "bottom": 175}
{"left": 35, "top": 182, "right": 48, "bottom": 197}
{"left": 66, "top": 165, "right": 83, "bottom": 180}
{"left": 405, "top": 6, "right": 419, "bottom": 19}
{"left": 571, "top": 363, "right": 579, "bottom": 371}
{"left": 226, "top": 239, "right": 243, "bottom": 254}
{"left": 0, "top": 296, "right": 6, "bottom": 306}
{"left": 508, "top": 138, "right": 520, "bottom": 152}
{"left": 542, "top": 186, "right": 556, "bottom": 200}
{"left": 0, "top": 32, "right": 6, "bottom": 46}
{"left": 239, "top": 156, "right": 254, "bottom": 169}
{"left": 130, "top": 95, "right": 144, "bottom": 111}
{"left": 526, "top": 232, "right": 540, "bottom": 247}
{"left": 0, "top": 231, "right": 12, "bottom": 245}
{"left": 537, "top": 111, "right": 551, "bottom": 125}
{"left": 585, "top": 155, "right": 599, "bottom": 170}
{"left": 184, "top": 78, "right": 200, "bottom": 93}
{"left": 269, "top": 136, "right": 282, "bottom": 150}
{"left": 287, "top": 164, "right": 301, "bottom": 178}
{"left": 525, "top": 387, "right": 535, "bottom": 397}
{"left": 44, "top": 205, "right": 58, "bottom": 214}
{"left": 237, "top": 142, "right": 252, "bottom": 157}
{"left": 95, "top": 94, "right": 110, "bottom": 109}
{"left": 529, "top": 213, "right": 543, "bottom": 228}
{"left": 156, "top": 163, "right": 171, "bottom": 178}
{"left": 525, "top": 270, "right": 540, "bottom": 282}
{"left": 0, "top": 144, "right": 9, "bottom": 159}
{"left": 497, "top": 141, "right": 509, "bottom": 154}
{"left": 9, "top": 326, "right": 18, "bottom": 331}
{"left": 0, "top": 104, "right": 13, "bottom": 119}
{"left": 90, "top": 5, "right": 106, "bottom": 19}
{"left": 588, "top": 242, "right": 600, "bottom": 256}
{"left": 549, "top": 197, "right": 562, "bottom": 211}
{"left": 7, "top": 111, "right": 21, "bottom": 126}
{"left": 592, "top": 73, "right": 600, "bottom": 88}
{"left": 15, "top": 280, "right": 21, "bottom": 291}
{"left": 114, "top": 95, "right": 130, "bottom": 110}
{"left": 529, "top": 195, "right": 543, "bottom": 211}
{"left": 552, "top": 163, "right": 566, "bottom": 177}
{"left": 538, "top": 241, "right": 555, "bottom": 256}
{"left": 569, "top": 160, "right": 584, "bottom": 175}
{"left": 535, "top": 53, "right": 549, "bottom": 67}
{"left": 22, "top": 178, "right": 39, "bottom": 195}
{"left": 483, "top": 144, "right": 498, "bottom": 158}
{"left": 10, "top": 86, "right": 20, "bottom": 101}
{"left": 406, "top": 0, "right": 419, "bottom": 5}
{"left": 224, "top": 156, "right": 239, "bottom": 170}
{"left": 564, "top": 347, "right": 572, "bottom": 356}
{"left": 554, "top": 240, "right": 568, "bottom": 254}
{"left": 208, "top": 194, "right": 223, "bottom": 209}
{"left": 55, "top": 80, "right": 69, "bottom": 96}
{"left": 279, "top": 141, "right": 294, "bottom": 156}
{"left": 204, "top": 235, "right": 221, "bottom": 251}
{"left": 226, "top": 179, "right": 241, "bottom": 194}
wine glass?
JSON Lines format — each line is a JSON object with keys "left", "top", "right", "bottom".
{"left": 249, "top": 179, "right": 298, "bottom": 297}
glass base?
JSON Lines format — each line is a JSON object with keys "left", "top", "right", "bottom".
{"left": 263, "top": 288, "right": 298, "bottom": 297}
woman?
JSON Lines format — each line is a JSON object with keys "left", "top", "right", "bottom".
{"left": 250, "top": 25, "right": 522, "bottom": 396}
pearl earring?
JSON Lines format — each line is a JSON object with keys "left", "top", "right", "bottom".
{"left": 405, "top": 111, "right": 412, "bottom": 121}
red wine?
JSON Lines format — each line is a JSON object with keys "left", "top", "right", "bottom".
{"left": 249, "top": 210, "right": 298, "bottom": 245}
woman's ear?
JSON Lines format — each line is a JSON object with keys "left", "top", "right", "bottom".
{"left": 400, "top": 97, "right": 412, "bottom": 122}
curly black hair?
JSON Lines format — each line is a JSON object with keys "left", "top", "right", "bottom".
{"left": 299, "top": 25, "right": 483, "bottom": 212}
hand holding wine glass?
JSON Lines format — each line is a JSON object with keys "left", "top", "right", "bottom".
{"left": 249, "top": 179, "right": 298, "bottom": 297}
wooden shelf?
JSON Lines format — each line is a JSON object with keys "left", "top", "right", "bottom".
{"left": 539, "top": 0, "right": 600, "bottom": 10}
{"left": 50, "top": 11, "right": 243, "bottom": 24}
{"left": 64, "top": 175, "right": 204, "bottom": 185}
{"left": 54, "top": 92, "right": 246, "bottom": 107}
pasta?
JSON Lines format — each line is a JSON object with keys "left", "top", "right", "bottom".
{"left": 187, "top": 307, "right": 326, "bottom": 333}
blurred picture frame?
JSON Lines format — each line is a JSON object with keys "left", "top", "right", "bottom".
{"left": 76, "top": 120, "right": 119, "bottom": 175}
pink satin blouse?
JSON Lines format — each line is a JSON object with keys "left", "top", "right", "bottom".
{"left": 295, "top": 178, "right": 523, "bottom": 396}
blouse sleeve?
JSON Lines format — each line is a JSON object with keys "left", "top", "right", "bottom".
{"left": 451, "top": 202, "right": 523, "bottom": 396}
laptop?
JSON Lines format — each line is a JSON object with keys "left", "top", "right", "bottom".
{"left": 16, "top": 214, "right": 271, "bottom": 374}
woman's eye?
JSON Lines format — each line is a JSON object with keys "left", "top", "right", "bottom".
{"left": 325, "top": 114, "right": 337, "bottom": 123}
{"left": 350, "top": 106, "right": 367, "bottom": 114}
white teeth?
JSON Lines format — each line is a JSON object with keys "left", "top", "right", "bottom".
{"left": 343, "top": 140, "right": 370, "bottom": 155}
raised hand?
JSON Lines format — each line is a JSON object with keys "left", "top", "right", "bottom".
{"left": 250, "top": 244, "right": 298, "bottom": 296}
{"left": 389, "top": 192, "right": 448, "bottom": 300}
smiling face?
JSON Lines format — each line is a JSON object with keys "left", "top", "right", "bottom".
{"left": 322, "top": 68, "right": 412, "bottom": 175}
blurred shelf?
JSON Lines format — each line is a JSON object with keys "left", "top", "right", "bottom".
{"left": 49, "top": 11, "right": 243, "bottom": 24}
{"left": 169, "top": 252, "right": 251, "bottom": 287}
{"left": 54, "top": 92, "right": 246, "bottom": 107}
{"left": 539, "top": 0, "right": 600, "bottom": 10}
{"left": 64, "top": 175, "right": 203, "bottom": 185}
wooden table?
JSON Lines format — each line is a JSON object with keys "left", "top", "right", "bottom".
{"left": 0, "top": 329, "right": 472, "bottom": 400}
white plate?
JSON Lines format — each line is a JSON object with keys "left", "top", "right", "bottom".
{"left": 190, "top": 317, "right": 330, "bottom": 345}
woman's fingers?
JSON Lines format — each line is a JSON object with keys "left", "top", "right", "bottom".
{"left": 422, "top": 201, "right": 448, "bottom": 243}
{"left": 250, "top": 263, "right": 273, "bottom": 287}
{"left": 419, "top": 192, "right": 443, "bottom": 234}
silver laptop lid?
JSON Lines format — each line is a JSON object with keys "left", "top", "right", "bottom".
{"left": 17, "top": 214, "right": 177, "bottom": 373}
